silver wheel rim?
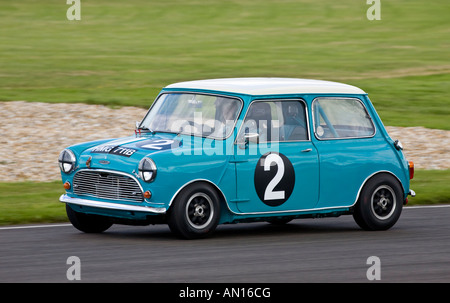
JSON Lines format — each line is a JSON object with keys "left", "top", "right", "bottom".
{"left": 370, "top": 185, "right": 396, "bottom": 220}
{"left": 185, "top": 193, "right": 214, "bottom": 229}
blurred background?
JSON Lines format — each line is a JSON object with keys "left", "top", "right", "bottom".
{"left": 0, "top": 0, "right": 448, "bottom": 224}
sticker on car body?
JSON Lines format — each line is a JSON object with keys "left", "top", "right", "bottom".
{"left": 136, "top": 139, "right": 181, "bottom": 150}
{"left": 91, "top": 145, "right": 137, "bottom": 157}
{"left": 254, "top": 152, "right": 295, "bottom": 207}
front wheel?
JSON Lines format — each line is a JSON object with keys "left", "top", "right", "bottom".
{"left": 167, "top": 183, "right": 221, "bottom": 239}
{"left": 353, "top": 174, "right": 403, "bottom": 231}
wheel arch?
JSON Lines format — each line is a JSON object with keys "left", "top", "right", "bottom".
{"left": 167, "top": 179, "right": 231, "bottom": 217}
{"left": 354, "top": 171, "right": 405, "bottom": 207}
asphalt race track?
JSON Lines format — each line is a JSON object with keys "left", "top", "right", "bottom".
{"left": 1, "top": 205, "right": 449, "bottom": 283}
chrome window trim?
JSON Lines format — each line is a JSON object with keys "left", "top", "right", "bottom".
{"left": 311, "top": 97, "right": 376, "bottom": 141}
{"left": 234, "top": 98, "right": 311, "bottom": 145}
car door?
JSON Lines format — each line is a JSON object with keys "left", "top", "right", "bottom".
{"left": 232, "top": 99, "right": 319, "bottom": 214}
{"left": 311, "top": 97, "right": 378, "bottom": 209}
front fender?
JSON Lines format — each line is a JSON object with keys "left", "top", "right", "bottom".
{"left": 145, "top": 152, "right": 235, "bottom": 211}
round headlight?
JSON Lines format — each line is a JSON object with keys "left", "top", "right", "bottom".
{"left": 138, "top": 157, "right": 157, "bottom": 182}
{"left": 58, "top": 149, "right": 76, "bottom": 173}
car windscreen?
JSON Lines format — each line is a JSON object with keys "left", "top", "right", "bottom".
{"left": 140, "top": 93, "right": 242, "bottom": 139}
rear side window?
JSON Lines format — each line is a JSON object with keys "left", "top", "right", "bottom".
{"left": 313, "top": 98, "right": 375, "bottom": 139}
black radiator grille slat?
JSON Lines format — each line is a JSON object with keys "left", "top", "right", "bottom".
{"left": 73, "top": 171, "right": 144, "bottom": 202}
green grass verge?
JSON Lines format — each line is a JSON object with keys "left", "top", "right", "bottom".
{"left": 0, "top": 181, "right": 67, "bottom": 225}
{"left": 0, "top": 170, "right": 448, "bottom": 226}
{"left": 0, "top": 0, "right": 449, "bottom": 129}
{"left": 408, "top": 170, "right": 450, "bottom": 205}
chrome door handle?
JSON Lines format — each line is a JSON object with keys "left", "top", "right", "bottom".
{"left": 301, "top": 148, "right": 312, "bottom": 153}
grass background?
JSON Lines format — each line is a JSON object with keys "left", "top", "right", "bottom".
{"left": 0, "top": 0, "right": 448, "bottom": 129}
{"left": 0, "top": 0, "right": 448, "bottom": 224}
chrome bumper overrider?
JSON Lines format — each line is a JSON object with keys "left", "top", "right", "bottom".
{"left": 409, "top": 189, "right": 416, "bottom": 197}
{"left": 59, "top": 194, "right": 166, "bottom": 214}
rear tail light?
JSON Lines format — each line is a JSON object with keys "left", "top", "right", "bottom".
{"left": 408, "top": 161, "right": 414, "bottom": 179}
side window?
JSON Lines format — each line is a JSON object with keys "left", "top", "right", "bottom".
{"left": 237, "top": 100, "right": 308, "bottom": 143}
{"left": 313, "top": 98, "right": 375, "bottom": 139}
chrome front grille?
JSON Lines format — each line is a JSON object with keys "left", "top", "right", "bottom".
{"left": 73, "top": 170, "right": 144, "bottom": 203}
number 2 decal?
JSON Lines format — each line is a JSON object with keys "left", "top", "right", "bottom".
{"left": 140, "top": 139, "right": 174, "bottom": 150}
{"left": 254, "top": 152, "right": 295, "bottom": 207}
{"left": 137, "top": 139, "right": 180, "bottom": 151}
{"left": 263, "top": 153, "right": 285, "bottom": 201}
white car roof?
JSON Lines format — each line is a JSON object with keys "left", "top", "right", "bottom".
{"left": 165, "top": 78, "right": 366, "bottom": 95}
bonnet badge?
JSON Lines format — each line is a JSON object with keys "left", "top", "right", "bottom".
{"left": 86, "top": 156, "right": 92, "bottom": 168}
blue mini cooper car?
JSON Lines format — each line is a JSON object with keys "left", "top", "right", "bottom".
{"left": 59, "top": 78, "right": 415, "bottom": 239}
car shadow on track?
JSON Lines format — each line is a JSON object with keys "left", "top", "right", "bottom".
{"left": 83, "top": 217, "right": 363, "bottom": 242}
{"left": 215, "top": 219, "right": 361, "bottom": 238}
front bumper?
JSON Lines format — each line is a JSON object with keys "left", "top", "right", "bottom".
{"left": 59, "top": 194, "right": 166, "bottom": 214}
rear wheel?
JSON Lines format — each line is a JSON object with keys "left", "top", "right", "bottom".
{"left": 167, "top": 183, "right": 220, "bottom": 239}
{"left": 353, "top": 174, "right": 403, "bottom": 231}
{"left": 66, "top": 204, "right": 113, "bottom": 233}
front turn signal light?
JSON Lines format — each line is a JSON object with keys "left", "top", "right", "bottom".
{"left": 63, "top": 181, "right": 71, "bottom": 190}
{"left": 143, "top": 190, "right": 152, "bottom": 199}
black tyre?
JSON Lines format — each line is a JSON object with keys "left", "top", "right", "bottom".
{"left": 167, "top": 183, "right": 221, "bottom": 239}
{"left": 353, "top": 174, "right": 403, "bottom": 231}
{"left": 66, "top": 204, "right": 113, "bottom": 233}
